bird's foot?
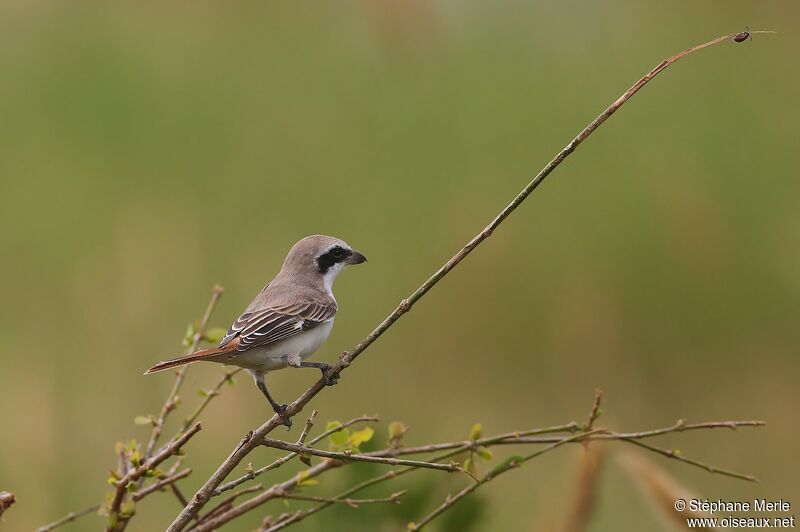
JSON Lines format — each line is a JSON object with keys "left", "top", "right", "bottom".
{"left": 321, "top": 365, "right": 340, "bottom": 386}
{"left": 273, "top": 403, "right": 292, "bottom": 430}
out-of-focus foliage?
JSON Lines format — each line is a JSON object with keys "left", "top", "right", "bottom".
{"left": 1, "top": 1, "right": 798, "bottom": 530}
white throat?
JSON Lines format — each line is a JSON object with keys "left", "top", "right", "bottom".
{"left": 322, "top": 262, "right": 344, "bottom": 297}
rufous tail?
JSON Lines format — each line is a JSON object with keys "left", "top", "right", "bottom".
{"left": 144, "top": 346, "right": 226, "bottom": 375}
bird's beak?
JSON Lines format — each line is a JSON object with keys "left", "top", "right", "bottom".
{"left": 346, "top": 250, "right": 368, "bottom": 265}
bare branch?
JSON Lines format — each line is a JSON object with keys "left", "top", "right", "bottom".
{"left": 167, "top": 30, "right": 774, "bottom": 531}
{"left": 195, "top": 486, "right": 263, "bottom": 527}
{"left": 37, "top": 505, "right": 100, "bottom": 532}
{"left": 409, "top": 431, "right": 601, "bottom": 530}
{"left": 261, "top": 438, "right": 463, "bottom": 474}
{"left": 131, "top": 469, "right": 192, "bottom": 502}
{"left": 275, "top": 490, "right": 405, "bottom": 508}
{"left": 189, "top": 460, "right": 345, "bottom": 531}
{"left": 621, "top": 438, "right": 758, "bottom": 482}
{"left": 146, "top": 285, "right": 223, "bottom": 459}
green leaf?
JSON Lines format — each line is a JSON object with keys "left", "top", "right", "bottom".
{"left": 476, "top": 448, "right": 493, "bottom": 461}
{"left": 204, "top": 327, "right": 227, "bottom": 344}
{"left": 348, "top": 427, "right": 374, "bottom": 449}
{"left": 327, "top": 422, "right": 349, "bottom": 449}
{"left": 296, "top": 469, "right": 319, "bottom": 487}
{"left": 182, "top": 322, "right": 196, "bottom": 346}
{"left": 470, "top": 423, "right": 482, "bottom": 441}
{"left": 487, "top": 455, "right": 523, "bottom": 477}
{"left": 464, "top": 456, "right": 475, "bottom": 475}
{"left": 120, "top": 500, "right": 135, "bottom": 518}
{"left": 134, "top": 415, "right": 154, "bottom": 426}
{"left": 388, "top": 421, "right": 407, "bottom": 442}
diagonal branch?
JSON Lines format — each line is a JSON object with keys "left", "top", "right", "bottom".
{"left": 166, "top": 30, "right": 774, "bottom": 531}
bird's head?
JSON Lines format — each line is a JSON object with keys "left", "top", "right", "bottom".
{"left": 280, "top": 235, "right": 367, "bottom": 292}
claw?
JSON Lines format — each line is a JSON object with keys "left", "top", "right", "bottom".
{"left": 323, "top": 367, "right": 340, "bottom": 386}
{"left": 274, "top": 403, "right": 292, "bottom": 429}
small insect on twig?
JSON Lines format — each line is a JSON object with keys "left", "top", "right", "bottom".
{"left": 733, "top": 27, "right": 750, "bottom": 43}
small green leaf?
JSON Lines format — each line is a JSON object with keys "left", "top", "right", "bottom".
{"left": 182, "top": 322, "right": 196, "bottom": 346}
{"left": 470, "top": 423, "right": 482, "bottom": 441}
{"left": 388, "top": 421, "right": 407, "bottom": 443}
{"left": 487, "top": 455, "right": 523, "bottom": 477}
{"left": 349, "top": 427, "right": 374, "bottom": 449}
{"left": 328, "top": 422, "right": 349, "bottom": 449}
{"left": 197, "top": 389, "right": 209, "bottom": 398}
{"left": 326, "top": 421, "right": 343, "bottom": 431}
{"left": 476, "top": 448, "right": 493, "bottom": 461}
{"left": 134, "top": 415, "right": 154, "bottom": 426}
{"left": 295, "top": 470, "right": 319, "bottom": 487}
{"left": 205, "top": 327, "right": 227, "bottom": 344}
{"left": 464, "top": 456, "right": 475, "bottom": 474}
{"left": 120, "top": 500, "right": 135, "bottom": 518}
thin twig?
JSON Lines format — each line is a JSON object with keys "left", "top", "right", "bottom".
{"left": 37, "top": 505, "right": 100, "bottom": 532}
{"left": 261, "top": 438, "right": 462, "bottom": 474}
{"left": 107, "top": 423, "right": 202, "bottom": 531}
{"left": 146, "top": 285, "right": 223, "bottom": 459}
{"left": 171, "top": 485, "right": 190, "bottom": 509}
{"left": 178, "top": 368, "right": 241, "bottom": 435}
{"left": 621, "top": 438, "right": 758, "bottom": 482}
{"left": 263, "top": 415, "right": 764, "bottom": 531}
{"left": 409, "top": 431, "right": 601, "bottom": 530}
{"left": 167, "top": 31, "right": 774, "bottom": 531}
{"left": 188, "top": 460, "right": 345, "bottom": 531}
{"left": 195, "top": 485, "right": 263, "bottom": 527}
{"left": 213, "top": 415, "right": 379, "bottom": 496}
{"left": 276, "top": 490, "right": 405, "bottom": 508}
{"left": 585, "top": 390, "right": 603, "bottom": 430}
{"left": 131, "top": 469, "right": 192, "bottom": 502}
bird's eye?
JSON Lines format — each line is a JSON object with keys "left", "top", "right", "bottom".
{"left": 331, "top": 247, "right": 344, "bottom": 258}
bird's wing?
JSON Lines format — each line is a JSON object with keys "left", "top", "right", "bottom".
{"left": 219, "top": 300, "right": 337, "bottom": 352}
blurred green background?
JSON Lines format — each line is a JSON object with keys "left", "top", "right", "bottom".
{"left": 1, "top": 1, "right": 798, "bottom": 531}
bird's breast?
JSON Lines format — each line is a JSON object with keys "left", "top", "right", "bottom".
{"left": 229, "top": 319, "right": 335, "bottom": 372}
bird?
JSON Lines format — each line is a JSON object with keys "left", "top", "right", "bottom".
{"left": 145, "top": 235, "right": 367, "bottom": 428}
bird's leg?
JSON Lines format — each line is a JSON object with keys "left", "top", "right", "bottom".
{"left": 253, "top": 371, "right": 291, "bottom": 429}
{"left": 283, "top": 356, "right": 340, "bottom": 386}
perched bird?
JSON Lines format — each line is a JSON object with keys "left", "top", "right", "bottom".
{"left": 145, "top": 235, "right": 367, "bottom": 428}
